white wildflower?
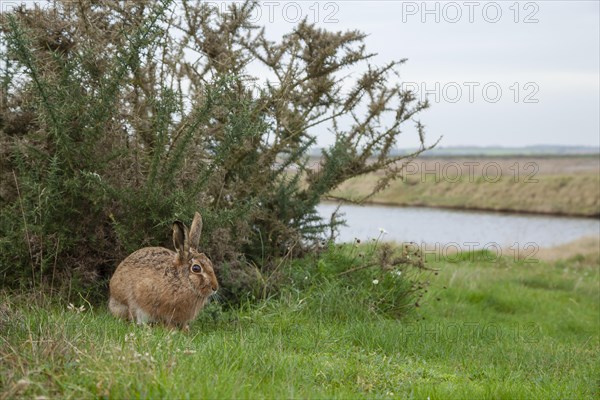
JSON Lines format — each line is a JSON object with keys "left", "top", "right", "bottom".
{"left": 15, "top": 379, "right": 31, "bottom": 391}
{"left": 67, "top": 303, "right": 86, "bottom": 313}
{"left": 372, "top": 279, "right": 379, "bottom": 285}
{"left": 378, "top": 228, "right": 388, "bottom": 235}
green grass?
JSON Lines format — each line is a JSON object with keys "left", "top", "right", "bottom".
{"left": 1, "top": 248, "right": 598, "bottom": 399}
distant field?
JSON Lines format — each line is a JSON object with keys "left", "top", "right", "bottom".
{"left": 325, "top": 156, "right": 600, "bottom": 217}
{"left": 309, "top": 146, "right": 600, "bottom": 158}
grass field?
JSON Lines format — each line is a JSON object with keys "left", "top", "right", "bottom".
{"left": 327, "top": 156, "right": 600, "bottom": 217}
{"left": 1, "top": 240, "right": 598, "bottom": 399}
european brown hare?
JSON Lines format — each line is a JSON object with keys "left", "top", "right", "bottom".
{"left": 109, "top": 212, "right": 218, "bottom": 330}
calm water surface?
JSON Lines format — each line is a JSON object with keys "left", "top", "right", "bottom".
{"left": 317, "top": 203, "right": 600, "bottom": 248}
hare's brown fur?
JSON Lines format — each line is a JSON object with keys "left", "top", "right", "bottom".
{"left": 108, "top": 212, "right": 218, "bottom": 329}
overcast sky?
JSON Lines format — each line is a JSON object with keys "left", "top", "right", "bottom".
{"left": 14, "top": 1, "right": 598, "bottom": 149}
{"left": 242, "top": 0, "right": 599, "bottom": 149}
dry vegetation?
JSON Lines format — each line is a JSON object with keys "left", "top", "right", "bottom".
{"left": 537, "top": 235, "right": 600, "bottom": 262}
{"left": 329, "top": 156, "right": 600, "bottom": 217}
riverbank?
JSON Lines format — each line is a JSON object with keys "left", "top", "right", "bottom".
{"left": 327, "top": 156, "right": 600, "bottom": 217}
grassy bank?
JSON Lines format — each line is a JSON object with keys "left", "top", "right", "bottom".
{"left": 328, "top": 156, "right": 600, "bottom": 217}
{"left": 1, "top": 242, "right": 598, "bottom": 399}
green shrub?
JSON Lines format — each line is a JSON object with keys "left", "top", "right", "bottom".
{"left": 0, "top": 1, "right": 434, "bottom": 303}
{"left": 281, "top": 241, "right": 434, "bottom": 319}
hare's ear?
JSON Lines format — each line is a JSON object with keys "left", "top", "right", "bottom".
{"left": 188, "top": 212, "right": 203, "bottom": 250}
{"left": 172, "top": 221, "right": 188, "bottom": 261}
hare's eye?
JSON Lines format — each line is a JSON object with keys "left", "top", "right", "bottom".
{"left": 191, "top": 264, "right": 202, "bottom": 274}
